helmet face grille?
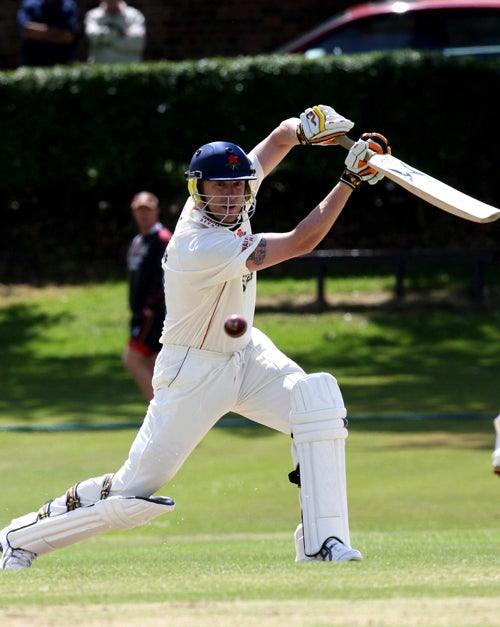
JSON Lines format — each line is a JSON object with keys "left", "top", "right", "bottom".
{"left": 192, "top": 188, "right": 257, "bottom": 228}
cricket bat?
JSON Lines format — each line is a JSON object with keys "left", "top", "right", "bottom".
{"left": 336, "top": 135, "right": 500, "bottom": 224}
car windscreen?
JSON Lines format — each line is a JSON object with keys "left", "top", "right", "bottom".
{"left": 302, "top": 9, "right": 500, "bottom": 57}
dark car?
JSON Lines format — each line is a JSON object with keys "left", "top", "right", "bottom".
{"left": 275, "top": 0, "right": 500, "bottom": 59}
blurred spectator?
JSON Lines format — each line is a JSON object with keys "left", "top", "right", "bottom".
{"left": 17, "top": 0, "right": 79, "bottom": 67}
{"left": 123, "top": 191, "right": 172, "bottom": 401}
{"left": 84, "top": 1, "right": 146, "bottom": 64}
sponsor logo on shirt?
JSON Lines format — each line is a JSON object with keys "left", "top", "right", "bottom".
{"left": 240, "top": 234, "right": 257, "bottom": 251}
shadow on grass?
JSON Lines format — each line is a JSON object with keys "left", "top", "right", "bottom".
{"left": 0, "top": 302, "right": 71, "bottom": 351}
{"left": 0, "top": 303, "right": 143, "bottom": 426}
{"left": 1, "top": 295, "right": 498, "bottom": 434}
{"left": 0, "top": 353, "right": 143, "bottom": 424}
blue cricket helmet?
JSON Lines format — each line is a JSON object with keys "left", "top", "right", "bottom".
{"left": 184, "top": 141, "right": 257, "bottom": 227}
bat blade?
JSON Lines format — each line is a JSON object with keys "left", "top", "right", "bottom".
{"left": 368, "top": 153, "right": 500, "bottom": 224}
{"left": 335, "top": 135, "right": 500, "bottom": 223}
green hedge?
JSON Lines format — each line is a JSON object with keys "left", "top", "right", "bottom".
{"left": 1, "top": 53, "right": 499, "bottom": 283}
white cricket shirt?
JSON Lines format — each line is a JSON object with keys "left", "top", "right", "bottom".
{"left": 160, "top": 152, "right": 264, "bottom": 353}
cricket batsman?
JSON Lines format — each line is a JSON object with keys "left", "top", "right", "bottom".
{"left": 1, "top": 105, "right": 389, "bottom": 568}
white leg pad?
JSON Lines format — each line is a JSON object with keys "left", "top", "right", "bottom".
{"left": 4, "top": 496, "right": 175, "bottom": 557}
{"left": 290, "top": 373, "right": 351, "bottom": 557}
{"left": 494, "top": 415, "right": 500, "bottom": 449}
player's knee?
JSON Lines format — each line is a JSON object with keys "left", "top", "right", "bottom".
{"left": 289, "top": 372, "right": 347, "bottom": 436}
{"left": 95, "top": 495, "right": 175, "bottom": 529}
{"left": 4, "top": 494, "right": 175, "bottom": 557}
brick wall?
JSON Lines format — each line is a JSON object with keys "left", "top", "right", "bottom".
{"left": 0, "top": 0, "right": 351, "bottom": 69}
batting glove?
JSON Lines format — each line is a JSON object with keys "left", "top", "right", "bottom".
{"left": 340, "top": 132, "right": 390, "bottom": 189}
{"left": 297, "top": 104, "right": 354, "bottom": 146}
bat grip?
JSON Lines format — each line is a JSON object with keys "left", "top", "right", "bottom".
{"left": 335, "top": 134, "right": 375, "bottom": 159}
{"left": 335, "top": 135, "right": 355, "bottom": 150}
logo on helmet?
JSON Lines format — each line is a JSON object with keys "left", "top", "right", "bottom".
{"left": 226, "top": 154, "right": 240, "bottom": 171}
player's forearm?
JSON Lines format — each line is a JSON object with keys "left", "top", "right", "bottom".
{"left": 251, "top": 118, "right": 300, "bottom": 177}
{"left": 246, "top": 181, "right": 352, "bottom": 272}
{"left": 291, "top": 181, "right": 353, "bottom": 255}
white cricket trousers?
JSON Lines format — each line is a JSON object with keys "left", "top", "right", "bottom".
{"left": 110, "top": 327, "right": 305, "bottom": 498}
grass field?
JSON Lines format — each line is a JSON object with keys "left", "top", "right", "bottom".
{"left": 1, "top": 425, "right": 499, "bottom": 626}
{"left": 1, "top": 275, "right": 499, "bottom": 426}
{"left": 0, "top": 277, "right": 499, "bottom": 626}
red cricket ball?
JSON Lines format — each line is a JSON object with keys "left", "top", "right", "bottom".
{"left": 224, "top": 314, "right": 248, "bottom": 338}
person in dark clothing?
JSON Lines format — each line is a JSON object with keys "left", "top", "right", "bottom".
{"left": 17, "top": 0, "right": 79, "bottom": 67}
{"left": 123, "top": 191, "right": 172, "bottom": 401}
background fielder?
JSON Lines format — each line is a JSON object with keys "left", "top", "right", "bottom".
{"left": 123, "top": 191, "right": 172, "bottom": 401}
{"left": 0, "top": 104, "right": 389, "bottom": 569}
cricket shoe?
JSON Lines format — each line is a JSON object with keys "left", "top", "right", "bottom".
{"left": 318, "top": 537, "right": 363, "bottom": 562}
{"left": 492, "top": 448, "right": 500, "bottom": 476}
{"left": 294, "top": 525, "right": 362, "bottom": 562}
{"left": 0, "top": 528, "right": 36, "bottom": 570}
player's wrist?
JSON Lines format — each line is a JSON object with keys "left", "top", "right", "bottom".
{"left": 340, "top": 169, "right": 362, "bottom": 190}
{"left": 296, "top": 123, "right": 309, "bottom": 146}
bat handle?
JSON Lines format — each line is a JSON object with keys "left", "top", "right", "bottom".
{"left": 335, "top": 135, "right": 355, "bottom": 150}
{"left": 335, "top": 134, "right": 375, "bottom": 159}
